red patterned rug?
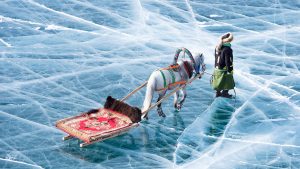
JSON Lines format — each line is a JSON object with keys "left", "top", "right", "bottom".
{"left": 56, "top": 108, "right": 133, "bottom": 143}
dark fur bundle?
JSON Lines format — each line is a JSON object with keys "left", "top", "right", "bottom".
{"left": 104, "top": 96, "right": 142, "bottom": 123}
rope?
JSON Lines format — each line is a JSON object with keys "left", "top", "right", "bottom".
{"left": 156, "top": 81, "right": 187, "bottom": 91}
{"left": 204, "top": 71, "right": 214, "bottom": 76}
{"left": 160, "top": 64, "right": 180, "bottom": 70}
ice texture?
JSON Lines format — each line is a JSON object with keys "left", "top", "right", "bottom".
{"left": 0, "top": 0, "right": 300, "bottom": 169}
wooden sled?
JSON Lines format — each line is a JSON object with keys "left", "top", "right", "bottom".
{"left": 56, "top": 72, "right": 203, "bottom": 147}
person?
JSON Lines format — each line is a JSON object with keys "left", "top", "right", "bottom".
{"left": 212, "top": 32, "right": 235, "bottom": 98}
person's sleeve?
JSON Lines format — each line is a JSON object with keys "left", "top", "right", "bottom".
{"left": 225, "top": 48, "right": 233, "bottom": 73}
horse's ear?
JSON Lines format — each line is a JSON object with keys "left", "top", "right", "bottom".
{"left": 200, "top": 53, "right": 204, "bottom": 62}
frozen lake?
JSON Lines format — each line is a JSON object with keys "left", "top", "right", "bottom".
{"left": 0, "top": 0, "right": 300, "bottom": 168}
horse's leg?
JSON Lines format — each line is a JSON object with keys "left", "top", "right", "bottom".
{"left": 142, "top": 80, "right": 155, "bottom": 114}
{"left": 176, "top": 88, "right": 187, "bottom": 111}
{"left": 174, "top": 91, "right": 180, "bottom": 110}
{"left": 157, "top": 91, "right": 166, "bottom": 117}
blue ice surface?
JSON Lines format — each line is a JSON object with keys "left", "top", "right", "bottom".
{"left": 0, "top": 0, "right": 300, "bottom": 168}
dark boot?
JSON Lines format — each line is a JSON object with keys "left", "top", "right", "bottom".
{"left": 216, "top": 91, "right": 221, "bottom": 97}
{"left": 221, "top": 90, "right": 232, "bottom": 98}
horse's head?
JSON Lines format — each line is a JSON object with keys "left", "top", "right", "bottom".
{"left": 193, "top": 53, "right": 205, "bottom": 74}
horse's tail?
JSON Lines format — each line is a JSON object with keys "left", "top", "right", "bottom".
{"left": 142, "top": 75, "right": 156, "bottom": 113}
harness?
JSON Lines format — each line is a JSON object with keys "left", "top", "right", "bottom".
{"left": 157, "top": 62, "right": 193, "bottom": 91}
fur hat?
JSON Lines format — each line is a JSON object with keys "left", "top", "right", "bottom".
{"left": 221, "top": 32, "right": 233, "bottom": 43}
{"left": 216, "top": 32, "right": 233, "bottom": 52}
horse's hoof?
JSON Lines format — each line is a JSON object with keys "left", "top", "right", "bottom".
{"left": 157, "top": 108, "right": 166, "bottom": 117}
{"left": 143, "top": 116, "right": 149, "bottom": 120}
{"left": 175, "top": 103, "right": 182, "bottom": 111}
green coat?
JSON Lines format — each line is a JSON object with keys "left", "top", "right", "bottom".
{"left": 212, "top": 69, "right": 235, "bottom": 90}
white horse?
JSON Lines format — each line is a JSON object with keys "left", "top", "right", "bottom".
{"left": 142, "top": 48, "right": 205, "bottom": 117}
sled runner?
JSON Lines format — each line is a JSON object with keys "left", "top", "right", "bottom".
{"left": 56, "top": 70, "right": 203, "bottom": 147}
